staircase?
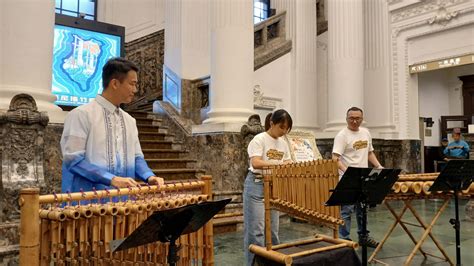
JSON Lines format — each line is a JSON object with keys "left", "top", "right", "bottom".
{"left": 129, "top": 110, "right": 244, "bottom": 233}
{"left": 130, "top": 111, "right": 205, "bottom": 180}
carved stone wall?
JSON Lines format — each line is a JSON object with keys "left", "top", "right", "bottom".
{"left": 0, "top": 94, "right": 49, "bottom": 221}
{"left": 0, "top": 94, "right": 61, "bottom": 264}
{"left": 124, "top": 30, "right": 165, "bottom": 111}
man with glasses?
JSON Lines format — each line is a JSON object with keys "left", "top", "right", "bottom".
{"left": 332, "top": 106, "right": 383, "bottom": 248}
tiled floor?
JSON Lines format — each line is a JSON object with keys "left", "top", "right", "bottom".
{"left": 214, "top": 199, "right": 474, "bottom": 265}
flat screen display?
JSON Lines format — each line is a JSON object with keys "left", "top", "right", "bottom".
{"left": 52, "top": 15, "right": 124, "bottom": 107}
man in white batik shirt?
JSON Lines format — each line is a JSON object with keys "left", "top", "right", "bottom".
{"left": 61, "top": 58, "right": 164, "bottom": 194}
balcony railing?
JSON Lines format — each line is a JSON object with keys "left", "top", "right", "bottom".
{"left": 254, "top": 11, "right": 292, "bottom": 70}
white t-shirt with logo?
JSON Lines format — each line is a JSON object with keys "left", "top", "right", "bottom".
{"left": 332, "top": 127, "right": 374, "bottom": 176}
{"left": 248, "top": 132, "right": 291, "bottom": 174}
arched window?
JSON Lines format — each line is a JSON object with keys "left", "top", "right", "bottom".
{"left": 254, "top": 0, "right": 270, "bottom": 24}
{"left": 55, "top": 0, "right": 97, "bottom": 20}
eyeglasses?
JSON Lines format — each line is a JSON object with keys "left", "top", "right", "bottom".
{"left": 347, "top": 117, "right": 363, "bottom": 122}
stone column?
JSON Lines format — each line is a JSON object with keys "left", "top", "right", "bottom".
{"left": 0, "top": 0, "right": 66, "bottom": 123}
{"left": 363, "top": 0, "right": 396, "bottom": 137}
{"left": 325, "top": 0, "right": 364, "bottom": 131}
{"left": 271, "top": 0, "right": 318, "bottom": 130}
{"left": 194, "top": 0, "right": 254, "bottom": 132}
{"left": 164, "top": 0, "right": 210, "bottom": 79}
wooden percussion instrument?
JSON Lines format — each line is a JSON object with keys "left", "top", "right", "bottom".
{"left": 249, "top": 160, "right": 358, "bottom": 265}
{"left": 19, "top": 176, "right": 215, "bottom": 266}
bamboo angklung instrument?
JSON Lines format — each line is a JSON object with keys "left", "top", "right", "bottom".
{"left": 250, "top": 159, "right": 357, "bottom": 265}
{"left": 19, "top": 176, "right": 215, "bottom": 266}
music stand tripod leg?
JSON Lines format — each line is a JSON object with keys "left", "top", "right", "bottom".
{"left": 167, "top": 238, "right": 180, "bottom": 266}
{"left": 449, "top": 192, "right": 461, "bottom": 266}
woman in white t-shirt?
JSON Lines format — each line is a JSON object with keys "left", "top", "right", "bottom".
{"left": 243, "top": 109, "right": 293, "bottom": 266}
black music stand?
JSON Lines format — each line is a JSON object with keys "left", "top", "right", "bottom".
{"left": 429, "top": 159, "right": 474, "bottom": 266}
{"left": 110, "top": 198, "right": 231, "bottom": 266}
{"left": 326, "top": 167, "right": 401, "bottom": 266}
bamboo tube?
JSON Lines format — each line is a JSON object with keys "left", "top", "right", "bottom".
{"left": 78, "top": 206, "right": 93, "bottom": 218}
{"left": 39, "top": 209, "right": 67, "bottom": 221}
{"left": 187, "top": 195, "right": 197, "bottom": 205}
{"left": 105, "top": 205, "right": 119, "bottom": 216}
{"left": 151, "top": 200, "right": 163, "bottom": 210}
{"left": 104, "top": 215, "right": 113, "bottom": 253}
{"left": 50, "top": 220, "right": 59, "bottom": 254}
{"left": 197, "top": 194, "right": 209, "bottom": 203}
{"left": 91, "top": 216, "right": 100, "bottom": 253}
{"left": 272, "top": 237, "right": 324, "bottom": 250}
{"left": 423, "top": 181, "right": 433, "bottom": 195}
{"left": 38, "top": 181, "right": 206, "bottom": 204}
{"left": 117, "top": 206, "right": 130, "bottom": 216}
{"left": 400, "top": 181, "right": 413, "bottom": 193}
{"left": 40, "top": 219, "right": 50, "bottom": 266}
{"left": 197, "top": 227, "right": 204, "bottom": 260}
{"left": 141, "top": 202, "right": 153, "bottom": 212}
{"left": 65, "top": 219, "right": 77, "bottom": 252}
{"left": 411, "top": 182, "right": 423, "bottom": 194}
{"left": 392, "top": 182, "right": 401, "bottom": 193}
{"left": 63, "top": 208, "right": 81, "bottom": 220}
{"left": 264, "top": 174, "right": 273, "bottom": 250}
{"left": 289, "top": 243, "right": 347, "bottom": 258}
{"left": 248, "top": 245, "right": 292, "bottom": 265}
{"left": 201, "top": 175, "right": 214, "bottom": 266}
{"left": 125, "top": 203, "right": 144, "bottom": 214}
{"left": 90, "top": 205, "right": 107, "bottom": 216}
{"left": 78, "top": 218, "right": 88, "bottom": 257}
{"left": 314, "top": 234, "right": 359, "bottom": 249}
{"left": 19, "top": 189, "right": 40, "bottom": 266}
{"left": 167, "top": 199, "right": 182, "bottom": 209}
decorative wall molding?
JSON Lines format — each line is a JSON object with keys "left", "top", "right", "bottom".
{"left": 427, "top": 5, "right": 459, "bottom": 25}
{"left": 317, "top": 40, "right": 327, "bottom": 51}
{"left": 390, "top": 0, "right": 467, "bottom": 23}
{"left": 253, "top": 85, "right": 281, "bottom": 110}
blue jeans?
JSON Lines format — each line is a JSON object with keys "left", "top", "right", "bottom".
{"left": 243, "top": 171, "right": 280, "bottom": 266}
{"left": 339, "top": 203, "right": 369, "bottom": 241}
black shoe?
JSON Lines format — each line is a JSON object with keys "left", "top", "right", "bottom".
{"left": 359, "top": 237, "right": 379, "bottom": 248}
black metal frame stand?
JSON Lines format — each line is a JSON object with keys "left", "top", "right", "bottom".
{"left": 449, "top": 192, "right": 461, "bottom": 266}
{"left": 429, "top": 159, "right": 474, "bottom": 266}
{"left": 167, "top": 238, "right": 180, "bottom": 266}
{"left": 359, "top": 201, "right": 369, "bottom": 266}
{"left": 326, "top": 167, "right": 401, "bottom": 266}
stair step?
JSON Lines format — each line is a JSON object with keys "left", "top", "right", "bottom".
{"left": 146, "top": 158, "right": 197, "bottom": 169}
{"left": 142, "top": 149, "right": 188, "bottom": 159}
{"left": 135, "top": 117, "right": 163, "bottom": 126}
{"left": 137, "top": 125, "right": 169, "bottom": 134}
{"left": 127, "top": 111, "right": 153, "bottom": 119}
{"left": 138, "top": 132, "right": 174, "bottom": 141}
{"left": 140, "top": 140, "right": 174, "bottom": 149}
{"left": 213, "top": 215, "right": 244, "bottom": 234}
{"left": 154, "top": 168, "right": 205, "bottom": 180}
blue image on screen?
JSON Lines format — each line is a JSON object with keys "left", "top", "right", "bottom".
{"left": 52, "top": 25, "right": 121, "bottom": 106}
